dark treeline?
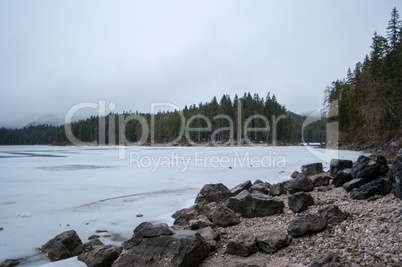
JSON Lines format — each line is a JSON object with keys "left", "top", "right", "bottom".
{"left": 325, "top": 7, "right": 402, "bottom": 142}
{"left": 0, "top": 124, "right": 66, "bottom": 145}
{"left": 0, "top": 92, "right": 326, "bottom": 145}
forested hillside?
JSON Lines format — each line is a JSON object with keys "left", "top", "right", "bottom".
{"left": 0, "top": 92, "right": 325, "bottom": 145}
{"left": 324, "top": 7, "right": 402, "bottom": 142}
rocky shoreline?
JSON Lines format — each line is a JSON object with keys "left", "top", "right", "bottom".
{"left": 1, "top": 149, "right": 401, "bottom": 267}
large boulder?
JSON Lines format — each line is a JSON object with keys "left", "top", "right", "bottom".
{"left": 342, "top": 178, "right": 366, "bottom": 192}
{"left": 287, "top": 175, "right": 314, "bottom": 194}
{"left": 189, "top": 216, "right": 213, "bottom": 230}
{"left": 388, "top": 149, "right": 402, "bottom": 200}
{"left": 269, "top": 182, "right": 287, "bottom": 196}
{"left": 330, "top": 159, "right": 353, "bottom": 176}
{"left": 172, "top": 205, "right": 199, "bottom": 227}
{"left": 78, "top": 245, "right": 122, "bottom": 267}
{"left": 114, "top": 222, "right": 209, "bottom": 267}
{"left": 249, "top": 183, "right": 269, "bottom": 194}
{"left": 351, "top": 155, "right": 389, "bottom": 180}
{"left": 301, "top": 163, "right": 323, "bottom": 176}
{"left": 172, "top": 202, "right": 239, "bottom": 229}
{"left": 312, "top": 175, "right": 331, "bottom": 187}
{"left": 350, "top": 178, "right": 391, "bottom": 200}
{"left": 332, "top": 169, "right": 352, "bottom": 187}
{"left": 83, "top": 238, "right": 105, "bottom": 252}
{"left": 134, "top": 222, "right": 174, "bottom": 237}
{"left": 196, "top": 227, "right": 220, "bottom": 250}
{"left": 254, "top": 230, "right": 292, "bottom": 254}
{"left": 194, "top": 183, "right": 233, "bottom": 205}
{"left": 288, "top": 192, "right": 314, "bottom": 213}
{"left": 291, "top": 171, "right": 303, "bottom": 179}
{"left": 287, "top": 212, "right": 327, "bottom": 237}
{"left": 172, "top": 203, "right": 214, "bottom": 228}
{"left": 226, "top": 191, "right": 284, "bottom": 218}
{"left": 230, "top": 180, "right": 252, "bottom": 195}
{"left": 318, "top": 205, "right": 347, "bottom": 226}
{"left": 41, "top": 230, "right": 84, "bottom": 261}
{"left": 226, "top": 233, "right": 258, "bottom": 257}
{"left": 209, "top": 203, "right": 240, "bottom": 227}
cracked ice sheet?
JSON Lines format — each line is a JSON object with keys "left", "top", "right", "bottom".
{"left": 0, "top": 145, "right": 364, "bottom": 266}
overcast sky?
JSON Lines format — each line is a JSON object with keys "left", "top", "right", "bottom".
{"left": 0, "top": 0, "right": 401, "bottom": 128}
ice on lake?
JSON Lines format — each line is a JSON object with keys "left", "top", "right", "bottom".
{"left": 0, "top": 145, "right": 364, "bottom": 266}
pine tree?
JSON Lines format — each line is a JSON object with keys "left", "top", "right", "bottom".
{"left": 386, "top": 7, "right": 401, "bottom": 51}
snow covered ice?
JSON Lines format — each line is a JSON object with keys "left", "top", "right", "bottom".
{"left": 0, "top": 145, "right": 364, "bottom": 266}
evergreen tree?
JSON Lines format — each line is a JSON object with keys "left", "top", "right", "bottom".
{"left": 386, "top": 7, "right": 401, "bottom": 51}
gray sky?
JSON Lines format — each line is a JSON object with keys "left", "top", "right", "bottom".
{"left": 0, "top": 0, "right": 401, "bottom": 128}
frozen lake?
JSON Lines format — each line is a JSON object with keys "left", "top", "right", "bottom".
{"left": 0, "top": 145, "right": 364, "bottom": 266}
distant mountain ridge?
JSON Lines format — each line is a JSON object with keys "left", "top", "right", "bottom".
{"left": 24, "top": 115, "right": 64, "bottom": 128}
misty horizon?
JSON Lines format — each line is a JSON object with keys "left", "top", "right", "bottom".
{"left": 1, "top": 1, "right": 401, "bottom": 129}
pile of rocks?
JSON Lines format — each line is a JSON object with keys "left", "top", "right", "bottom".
{"left": 2, "top": 149, "right": 401, "bottom": 267}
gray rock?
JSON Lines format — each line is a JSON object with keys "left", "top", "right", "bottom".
{"left": 189, "top": 216, "right": 212, "bottom": 230}
{"left": 172, "top": 201, "right": 239, "bottom": 229}
{"left": 0, "top": 259, "right": 20, "bottom": 267}
{"left": 310, "top": 252, "right": 341, "bottom": 267}
{"left": 226, "top": 191, "right": 284, "bottom": 218}
{"left": 332, "top": 169, "right": 352, "bottom": 187}
{"left": 287, "top": 212, "right": 327, "bottom": 237}
{"left": 41, "top": 230, "right": 84, "bottom": 261}
{"left": 350, "top": 178, "right": 391, "bottom": 200}
{"left": 83, "top": 238, "right": 104, "bottom": 252}
{"left": 230, "top": 180, "right": 252, "bottom": 195}
{"left": 301, "top": 163, "right": 323, "bottom": 176}
{"left": 209, "top": 203, "right": 240, "bottom": 227}
{"left": 388, "top": 149, "right": 402, "bottom": 200}
{"left": 351, "top": 155, "right": 389, "bottom": 180}
{"left": 197, "top": 227, "right": 220, "bottom": 241}
{"left": 226, "top": 233, "right": 258, "bottom": 257}
{"left": 330, "top": 159, "right": 353, "bottom": 176}
{"left": 288, "top": 192, "right": 314, "bottom": 213}
{"left": 249, "top": 183, "right": 269, "bottom": 194}
{"left": 269, "top": 182, "right": 287, "bottom": 196}
{"left": 172, "top": 205, "right": 199, "bottom": 227}
{"left": 78, "top": 245, "right": 122, "bottom": 267}
{"left": 287, "top": 175, "right": 314, "bottom": 194}
{"left": 389, "top": 141, "right": 401, "bottom": 151}
{"left": 196, "top": 227, "right": 220, "bottom": 250}
{"left": 318, "top": 205, "right": 347, "bottom": 226}
{"left": 114, "top": 223, "right": 209, "bottom": 267}
{"left": 226, "top": 190, "right": 253, "bottom": 216}
{"left": 254, "top": 230, "right": 292, "bottom": 254}
{"left": 312, "top": 175, "right": 331, "bottom": 187}
{"left": 134, "top": 222, "right": 174, "bottom": 238}
{"left": 194, "top": 183, "right": 233, "bottom": 205}
{"left": 172, "top": 203, "right": 214, "bottom": 227}
{"left": 342, "top": 178, "right": 366, "bottom": 192}
{"left": 253, "top": 179, "right": 264, "bottom": 184}
{"left": 291, "top": 171, "right": 303, "bottom": 179}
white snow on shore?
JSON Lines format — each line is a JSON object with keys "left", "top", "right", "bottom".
{"left": 0, "top": 145, "right": 364, "bottom": 266}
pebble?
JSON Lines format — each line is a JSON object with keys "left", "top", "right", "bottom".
{"left": 200, "top": 187, "right": 402, "bottom": 267}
